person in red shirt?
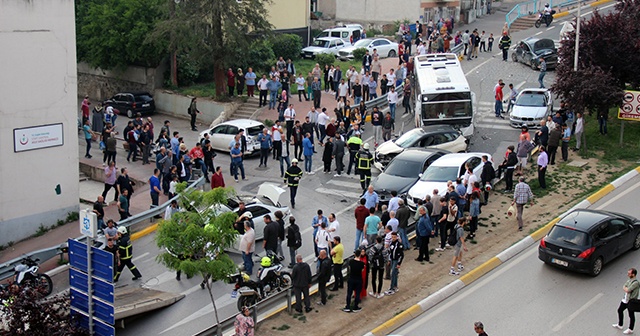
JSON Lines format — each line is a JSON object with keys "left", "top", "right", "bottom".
{"left": 398, "top": 44, "right": 405, "bottom": 65}
{"left": 81, "top": 95, "right": 91, "bottom": 124}
{"left": 188, "top": 142, "right": 207, "bottom": 180}
{"left": 211, "top": 166, "right": 225, "bottom": 189}
{"left": 494, "top": 81, "right": 505, "bottom": 118}
{"left": 226, "top": 68, "right": 236, "bottom": 97}
{"left": 354, "top": 198, "right": 369, "bottom": 252}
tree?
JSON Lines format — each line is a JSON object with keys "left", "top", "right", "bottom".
{"left": 155, "top": 184, "right": 238, "bottom": 335}
{"left": 76, "top": 0, "right": 168, "bottom": 69}
{"left": 0, "top": 288, "right": 87, "bottom": 336}
{"left": 153, "top": 0, "right": 273, "bottom": 96}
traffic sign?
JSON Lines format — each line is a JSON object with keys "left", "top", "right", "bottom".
{"left": 80, "top": 209, "right": 97, "bottom": 238}
{"left": 69, "top": 268, "right": 115, "bottom": 303}
{"left": 618, "top": 90, "right": 640, "bottom": 121}
{"left": 68, "top": 239, "right": 115, "bottom": 283}
{"left": 70, "top": 288, "right": 115, "bottom": 325}
{"left": 71, "top": 309, "right": 115, "bottom": 336}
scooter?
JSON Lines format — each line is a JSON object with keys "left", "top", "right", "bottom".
{"left": 0, "top": 256, "right": 53, "bottom": 297}
{"left": 231, "top": 252, "right": 292, "bottom": 311}
{"left": 534, "top": 11, "right": 555, "bottom": 28}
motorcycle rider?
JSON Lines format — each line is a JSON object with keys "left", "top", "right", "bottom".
{"left": 543, "top": 3, "right": 553, "bottom": 26}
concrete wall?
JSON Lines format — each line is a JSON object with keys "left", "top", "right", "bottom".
{"left": 336, "top": 0, "right": 422, "bottom": 23}
{"left": 154, "top": 90, "right": 241, "bottom": 126}
{"left": 78, "top": 61, "right": 166, "bottom": 101}
{"left": 268, "top": 0, "right": 310, "bottom": 30}
{"left": 0, "top": 0, "right": 79, "bottom": 245}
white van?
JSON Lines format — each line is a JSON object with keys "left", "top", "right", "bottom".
{"left": 315, "top": 25, "right": 362, "bottom": 45}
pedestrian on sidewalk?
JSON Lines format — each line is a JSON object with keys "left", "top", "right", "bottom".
{"left": 561, "top": 123, "right": 571, "bottom": 162}
{"left": 306, "top": 108, "right": 319, "bottom": 142}
{"left": 188, "top": 97, "right": 200, "bottom": 131}
{"left": 512, "top": 177, "right": 534, "bottom": 231}
{"left": 293, "top": 121, "right": 304, "bottom": 160}
{"left": 286, "top": 217, "right": 302, "bottom": 268}
{"left": 239, "top": 221, "right": 255, "bottom": 275}
{"left": 302, "top": 133, "right": 314, "bottom": 173}
{"left": 382, "top": 112, "right": 394, "bottom": 142}
{"left": 104, "top": 130, "right": 117, "bottom": 165}
{"left": 488, "top": 33, "right": 494, "bottom": 52}
{"left": 149, "top": 168, "right": 161, "bottom": 209}
{"left": 272, "top": 120, "right": 283, "bottom": 160}
{"left": 330, "top": 236, "right": 344, "bottom": 291}
{"left": 257, "top": 75, "right": 269, "bottom": 107}
{"left": 317, "top": 249, "right": 332, "bottom": 306}
{"left": 291, "top": 254, "right": 313, "bottom": 313}
{"left": 284, "top": 158, "right": 302, "bottom": 208}
{"left": 343, "top": 249, "right": 365, "bottom": 312}
{"left": 230, "top": 142, "right": 246, "bottom": 182}
{"left": 279, "top": 142, "right": 291, "bottom": 178}
{"left": 368, "top": 236, "right": 387, "bottom": 298}
{"left": 538, "top": 57, "right": 547, "bottom": 88}
{"left": 257, "top": 128, "right": 272, "bottom": 168}
{"left": 333, "top": 134, "right": 345, "bottom": 176}
{"left": 537, "top": 146, "right": 548, "bottom": 189}
{"left": 234, "top": 306, "right": 255, "bottom": 336}
{"left": 499, "top": 32, "right": 511, "bottom": 61}
{"left": 449, "top": 218, "right": 467, "bottom": 276}
{"left": 284, "top": 104, "right": 296, "bottom": 142}
{"left": 236, "top": 68, "right": 245, "bottom": 96}
{"left": 494, "top": 81, "right": 505, "bottom": 118}
{"left": 267, "top": 76, "right": 282, "bottom": 110}
{"left": 245, "top": 68, "right": 256, "bottom": 97}
{"left": 613, "top": 268, "right": 639, "bottom": 334}
{"left": 385, "top": 232, "right": 403, "bottom": 295}
{"left": 415, "top": 206, "right": 434, "bottom": 262}
{"left": 322, "top": 137, "right": 333, "bottom": 173}
{"left": 479, "top": 31, "right": 487, "bottom": 52}
{"left": 211, "top": 166, "right": 225, "bottom": 189}
{"left": 102, "top": 161, "right": 119, "bottom": 203}
{"left": 356, "top": 143, "right": 374, "bottom": 190}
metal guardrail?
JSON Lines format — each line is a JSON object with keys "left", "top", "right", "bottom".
{"left": 0, "top": 176, "right": 205, "bottom": 282}
{"left": 506, "top": 0, "right": 585, "bottom": 27}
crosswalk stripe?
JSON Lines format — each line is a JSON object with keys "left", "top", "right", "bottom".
{"left": 475, "top": 123, "right": 515, "bottom": 131}
{"left": 326, "top": 179, "right": 362, "bottom": 189}
{"left": 315, "top": 187, "right": 363, "bottom": 199}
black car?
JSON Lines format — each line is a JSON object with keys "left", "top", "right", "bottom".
{"left": 371, "top": 149, "right": 448, "bottom": 204}
{"left": 511, "top": 37, "right": 558, "bottom": 70}
{"left": 103, "top": 91, "right": 156, "bottom": 118}
{"left": 538, "top": 209, "right": 640, "bottom": 276}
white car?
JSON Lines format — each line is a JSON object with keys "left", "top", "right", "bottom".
{"left": 337, "top": 38, "right": 398, "bottom": 61}
{"left": 374, "top": 125, "right": 468, "bottom": 171}
{"left": 199, "top": 119, "right": 265, "bottom": 155}
{"left": 301, "top": 37, "right": 348, "bottom": 59}
{"left": 406, "top": 152, "right": 492, "bottom": 209}
{"left": 509, "top": 89, "right": 554, "bottom": 129}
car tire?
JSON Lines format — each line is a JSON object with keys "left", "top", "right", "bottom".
{"left": 633, "top": 232, "right": 640, "bottom": 250}
{"left": 530, "top": 61, "right": 537, "bottom": 70}
{"left": 511, "top": 53, "right": 518, "bottom": 62}
{"left": 590, "top": 256, "right": 603, "bottom": 277}
{"left": 388, "top": 50, "right": 396, "bottom": 58}
{"left": 127, "top": 109, "right": 134, "bottom": 118}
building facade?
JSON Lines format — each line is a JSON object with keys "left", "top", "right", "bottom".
{"left": 0, "top": 0, "right": 79, "bottom": 245}
{"left": 268, "top": 0, "right": 312, "bottom": 46}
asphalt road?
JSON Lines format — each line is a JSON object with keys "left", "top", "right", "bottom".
{"left": 394, "top": 173, "right": 640, "bottom": 336}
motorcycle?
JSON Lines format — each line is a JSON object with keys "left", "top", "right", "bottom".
{"left": 0, "top": 257, "right": 53, "bottom": 297}
{"left": 231, "top": 251, "right": 291, "bottom": 311}
{"left": 534, "top": 10, "right": 555, "bottom": 28}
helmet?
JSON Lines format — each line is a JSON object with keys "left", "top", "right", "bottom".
{"left": 291, "top": 158, "right": 298, "bottom": 164}
{"left": 363, "top": 143, "right": 370, "bottom": 150}
{"left": 261, "top": 256, "right": 272, "bottom": 267}
{"left": 241, "top": 272, "right": 251, "bottom": 282}
{"left": 117, "top": 226, "right": 127, "bottom": 235}
{"left": 242, "top": 211, "right": 253, "bottom": 219}
{"left": 545, "top": 3, "right": 549, "bottom": 6}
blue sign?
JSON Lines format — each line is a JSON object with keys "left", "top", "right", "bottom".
{"left": 69, "top": 268, "right": 115, "bottom": 303}
{"left": 71, "top": 309, "right": 115, "bottom": 336}
{"left": 68, "top": 239, "right": 115, "bottom": 283}
{"left": 70, "top": 288, "right": 115, "bottom": 325}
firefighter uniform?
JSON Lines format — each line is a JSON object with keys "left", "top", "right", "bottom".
{"left": 284, "top": 159, "right": 304, "bottom": 208}
{"left": 356, "top": 143, "right": 374, "bottom": 190}
{"left": 114, "top": 232, "right": 142, "bottom": 282}
{"left": 346, "top": 135, "right": 363, "bottom": 175}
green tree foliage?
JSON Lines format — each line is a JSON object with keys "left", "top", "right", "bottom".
{"left": 155, "top": 184, "right": 239, "bottom": 330}
{"left": 270, "top": 34, "right": 303, "bottom": 61}
{"left": 239, "top": 40, "right": 276, "bottom": 76}
{"left": 352, "top": 48, "right": 368, "bottom": 62}
{"left": 315, "top": 53, "right": 337, "bottom": 69}
{"left": 76, "top": 0, "right": 168, "bottom": 69}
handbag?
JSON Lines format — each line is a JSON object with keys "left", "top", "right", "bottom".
{"left": 99, "top": 141, "right": 106, "bottom": 151}
{"left": 629, "top": 298, "right": 640, "bottom": 312}
{"left": 507, "top": 205, "right": 516, "bottom": 217}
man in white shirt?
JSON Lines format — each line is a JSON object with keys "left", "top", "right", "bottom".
{"left": 347, "top": 66, "right": 358, "bottom": 94}
{"left": 284, "top": 104, "right": 296, "bottom": 142}
{"left": 388, "top": 190, "right": 400, "bottom": 213}
{"left": 574, "top": 112, "right": 584, "bottom": 151}
{"left": 257, "top": 75, "right": 270, "bottom": 107}
{"left": 465, "top": 168, "right": 478, "bottom": 196}
{"left": 315, "top": 222, "right": 331, "bottom": 267}
{"left": 272, "top": 120, "right": 283, "bottom": 160}
{"left": 307, "top": 107, "right": 319, "bottom": 141}
{"left": 338, "top": 79, "right": 349, "bottom": 103}
{"left": 387, "top": 211, "right": 399, "bottom": 233}
{"left": 386, "top": 69, "right": 396, "bottom": 88}
{"left": 387, "top": 86, "right": 399, "bottom": 120}
{"left": 328, "top": 213, "right": 340, "bottom": 242}
{"left": 295, "top": 74, "right": 308, "bottom": 102}
{"left": 317, "top": 107, "right": 331, "bottom": 143}
{"left": 417, "top": 42, "right": 426, "bottom": 55}
{"left": 239, "top": 221, "right": 256, "bottom": 275}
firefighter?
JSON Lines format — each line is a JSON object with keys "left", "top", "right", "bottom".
{"left": 284, "top": 158, "right": 304, "bottom": 209}
{"left": 346, "top": 132, "right": 363, "bottom": 175}
{"left": 356, "top": 143, "right": 374, "bottom": 190}
{"left": 114, "top": 226, "right": 142, "bottom": 282}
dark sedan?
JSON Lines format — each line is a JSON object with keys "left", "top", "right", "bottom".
{"left": 371, "top": 149, "right": 448, "bottom": 204}
{"left": 511, "top": 37, "right": 557, "bottom": 70}
{"left": 538, "top": 209, "right": 640, "bottom": 276}
{"left": 103, "top": 91, "right": 156, "bottom": 118}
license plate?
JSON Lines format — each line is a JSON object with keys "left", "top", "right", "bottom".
{"left": 231, "top": 290, "right": 238, "bottom": 298}
{"left": 551, "top": 258, "right": 568, "bottom": 267}
{"left": 142, "top": 103, "right": 150, "bottom": 107}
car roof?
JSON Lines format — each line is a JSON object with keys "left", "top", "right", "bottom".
{"left": 393, "top": 148, "right": 449, "bottom": 161}
{"left": 316, "top": 37, "right": 343, "bottom": 42}
{"left": 430, "top": 152, "right": 489, "bottom": 167}
{"left": 518, "top": 88, "right": 549, "bottom": 95}
{"left": 121, "top": 91, "right": 152, "bottom": 96}
{"left": 220, "top": 119, "right": 264, "bottom": 128}
{"left": 556, "top": 209, "right": 613, "bottom": 231}
{"left": 522, "top": 37, "right": 553, "bottom": 44}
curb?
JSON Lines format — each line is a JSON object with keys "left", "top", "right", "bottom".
{"left": 130, "top": 223, "right": 159, "bottom": 242}
{"left": 553, "top": 0, "right": 613, "bottom": 19}
{"left": 364, "top": 165, "right": 640, "bottom": 336}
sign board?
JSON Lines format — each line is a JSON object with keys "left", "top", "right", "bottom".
{"left": 71, "top": 309, "right": 115, "bottom": 336}
{"left": 619, "top": 90, "right": 640, "bottom": 121}
{"left": 69, "top": 268, "right": 115, "bottom": 303}
{"left": 13, "top": 123, "right": 64, "bottom": 152}
{"left": 79, "top": 209, "right": 97, "bottom": 238}
{"left": 68, "top": 239, "right": 115, "bottom": 283}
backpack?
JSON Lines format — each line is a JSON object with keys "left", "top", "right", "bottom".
{"left": 447, "top": 226, "right": 459, "bottom": 246}
{"left": 293, "top": 228, "right": 302, "bottom": 249}
{"left": 371, "top": 246, "right": 385, "bottom": 269}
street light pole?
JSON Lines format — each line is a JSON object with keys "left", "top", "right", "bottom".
{"left": 574, "top": 3, "right": 581, "bottom": 71}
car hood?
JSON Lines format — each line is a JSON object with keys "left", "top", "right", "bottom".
{"left": 339, "top": 46, "right": 360, "bottom": 54}
{"left": 257, "top": 183, "right": 286, "bottom": 207}
{"left": 373, "top": 174, "right": 418, "bottom": 195}
{"left": 376, "top": 141, "right": 403, "bottom": 156}
{"left": 302, "top": 46, "right": 329, "bottom": 53}
{"left": 408, "top": 180, "right": 447, "bottom": 200}
{"left": 512, "top": 106, "right": 548, "bottom": 119}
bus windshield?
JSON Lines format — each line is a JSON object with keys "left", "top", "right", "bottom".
{"left": 421, "top": 101, "right": 472, "bottom": 120}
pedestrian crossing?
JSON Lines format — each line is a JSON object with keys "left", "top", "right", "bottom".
{"left": 314, "top": 172, "right": 367, "bottom": 200}
{"left": 474, "top": 101, "right": 515, "bottom": 131}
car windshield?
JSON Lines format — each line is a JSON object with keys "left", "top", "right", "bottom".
{"left": 384, "top": 159, "right": 422, "bottom": 178}
{"left": 311, "top": 40, "right": 330, "bottom": 48}
{"left": 246, "top": 125, "right": 264, "bottom": 136}
{"left": 533, "top": 39, "right": 555, "bottom": 52}
{"left": 516, "top": 93, "right": 546, "bottom": 107}
{"left": 134, "top": 94, "right": 152, "bottom": 102}
{"left": 317, "top": 32, "right": 329, "bottom": 38}
{"left": 353, "top": 39, "right": 371, "bottom": 47}
{"left": 419, "top": 166, "right": 458, "bottom": 182}
{"left": 395, "top": 130, "right": 424, "bottom": 148}
{"left": 548, "top": 226, "right": 590, "bottom": 246}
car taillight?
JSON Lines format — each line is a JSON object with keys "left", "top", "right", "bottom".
{"left": 539, "top": 238, "right": 546, "bottom": 248}
{"left": 578, "top": 247, "right": 595, "bottom": 259}
{"left": 132, "top": 102, "right": 136, "bottom": 109}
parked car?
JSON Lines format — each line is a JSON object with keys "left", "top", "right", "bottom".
{"left": 315, "top": 26, "right": 362, "bottom": 45}
{"left": 374, "top": 125, "right": 468, "bottom": 171}
{"left": 371, "top": 149, "right": 448, "bottom": 204}
{"left": 406, "top": 152, "right": 492, "bottom": 210}
{"left": 509, "top": 88, "right": 554, "bottom": 128}
{"left": 199, "top": 119, "right": 265, "bottom": 155}
{"left": 511, "top": 37, "right": 558, "bottom": 70}
{"left": 103, "top": 91, "right": 155, "bottom": 118}
{"left": 538, "top": 209, "right": 640, "bottom": 276}
{"left": 301, "top": 37, "right": 347, "bottom": 59}
{"left": 337, "top": 38, "right": 398, "bottom": 61}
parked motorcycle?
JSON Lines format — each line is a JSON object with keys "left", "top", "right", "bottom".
{"left": 231, "top": 252, "right": 291, "bottom": 311}
{"left": 0, "top": 257, "right": 53, "bottom": 297}
{"left": 534, "top": 11, "right": 555, "bottom": 28}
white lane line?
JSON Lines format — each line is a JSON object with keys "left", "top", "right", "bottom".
{"left": 160, "top": 293, "right": 235, "bottom": 334}
{"left": 596, "top": 182, "right": 640, "bottom": 210}
{"left": 515, "top": 81, "right": 527, "bottom": 90}
{"left": 326, "top": 179, "right": 362, "bottom": 189}
{"left": 132, "top": 252, "right": 150, "bottom": 262}
{"left": 546, "top": 25, "right": 556, "bottom": 31}
{"left": 535, "top": 31, "right": 543, "bottom": 36}
{"left": 465, "top": 58, "right": 493, "bottom": 77}
{"left": 551, "top": 293, "right": 603, "bottom": 332}
{"left": 314, "top": 187, "right": 363, "bottom": 200}
{"left": 180, "top": 284, "right": 205, "bottom": 297}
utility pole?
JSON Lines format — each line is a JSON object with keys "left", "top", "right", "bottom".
{"left": 170, "top": 0, "right": 178, "bottom": 87}
{"left": 574, "top": 3, "right": 587, "bottom": 155}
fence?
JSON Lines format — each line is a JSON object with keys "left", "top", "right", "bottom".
{"left": 506, "top": 0, "right": 586, "bottom": 28}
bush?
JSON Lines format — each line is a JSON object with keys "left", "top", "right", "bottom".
{"left": 352, "top": 48, "right": 368, "bottom": 62}
{"left": 242, "top": 39, "right": 276, "bottom": 75}
{"left": 315, "top": 53, "right": 336, "bottom": 69}
{"left": 177, "top": 54, "right": 200, "bottom": 86}
{"left": 270, "top": 34, "right": 303, "bottom": 61}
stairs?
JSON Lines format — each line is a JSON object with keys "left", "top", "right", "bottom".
{"left": 230, "top": 97, "right": 261, "bottom": 120}
{"left": 79, "top": 171, "right": 90, "bottom": 182}
{"left": 510, "top": 16, "right": 538, "bottom": 33}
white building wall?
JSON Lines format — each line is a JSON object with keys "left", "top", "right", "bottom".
{"left": 0, "top": 0, "right": 79, "bottom": 245}
{"left": 335, "top": 0, "right": 422, "bottom": 23}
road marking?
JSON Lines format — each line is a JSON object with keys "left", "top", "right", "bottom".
{"left": 326, "top": 179, "right": 362, "bottom": 189}
{"left": 180, "top": 284, "right": 205, "bottom": 297}
{"left": 546, "top": 25, "right": 556, "bottom": 31}
{"left": 550, "top": 293, "right": 603, "bottom": 332}
{"left": 160, "top": 293, "right": 235, "bottom": 334}
{"left": 132, "top": 252, "right": 150, "bottom": 262}
{"left": 314, "top": 187, "right": 363, "bottom": 200}
{"left": 465, "top": 58, "right": 493, "bottom": 77}
{"left": 535, "top": 31, "right": 543, "bottom": 36}
{"left": 515, "top": 81, "right": 527, "bottom": 90}
{"left": 596, "top": 182, "right": 640, "bottom": 210}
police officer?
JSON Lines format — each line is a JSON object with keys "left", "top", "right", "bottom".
{"left": 114, "top": 226, "right": 142, "bottom": 282}
{"left": 284, "top": 158, "right": 303, "bottom": 209}
{"left": 356, "top": 143, "right": 374, "bottom": 190}
{"left": 346, "top": 132, "right": 363, "bottom": 175}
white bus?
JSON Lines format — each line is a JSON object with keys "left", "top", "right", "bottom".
{"left": 412, "top": 53, "right": 475, "bottom": 138}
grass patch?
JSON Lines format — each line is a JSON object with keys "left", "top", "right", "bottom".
{"left": 297, "top": 315, "right": 307, "bottom": 322}
{"left": 66, "top": 211, "right": 79, "bottom": 222}
{"left": 394, "top": 309, "right": 405, "bottom": 316}
{"left": 274, "top": 324, "right": 291, "bottom": 331}
{"left": 35, "top": 224, "right": 49, "bottom": 237}
{"left": 173, "top": 83, "right": 217, "bottom": 99}
{"left": 581, "top": 108, "right": 640, "bottom": 163}
{"left": 57, "top": 258, "right": 69, "bottom": 266}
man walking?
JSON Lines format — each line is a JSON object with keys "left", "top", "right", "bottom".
{"left": 449, "top": 218, "right": 467, "bottom": 276}
{"left": 291, "top": 254, "right": 312, "bottom": 313}
{"left": 188, "top": 97, "right": 200, "bottom": 131}
{"left": 257, "top": 75, "right": 269, "bottom": 107}
{"left": 537, "top": 146, "right": 548, "bottom": 189}
{"left": 302, "top": 133, "right": 314, "bottom": 174}
{"left": 512, "top": 177, "right": 534, "bottom": 231}
{"left": 415, "top": 206, "right": 434, "bottom": 262}
{"left": 613, "top": 268, "right": 639, "bottom": 334}
{"left": 343, "top": 249, "right": 365, "bottom": 312}
{"left": 284, "top": 158, "right": 303, "bottom": 209}
{"left": 257, "top": 128, "right": 272, "bottom": 168}
{"left": 333, "top": 134, "right": 346, "bottom": 176}
{"left": 370, "top": 107, "right": 383, "bottom": 147}
{"left": 538, "top": 57, "right": 547, "bottom": 88}
{"left": 230, "top": 142, "right": 246, "bottom": 182}
{"left": 499, "top": 32, "right": 511, "bottom": 61}
{"left": 311, "top": 77, "right": 322, "bottom": 109}
{"left": 356, "top": 143, "right": 374, "bottom": 190}
{"left": 384, "top": 232, "right": 404, "bottom": 295}
{"left": 102, "top": 161, "right": 119, "bottom": 203}
{"left": 114, "top": 226, "right": 142, "bottom": 282}
{"left": 354, "top": 198, "right": 369, "bottom": 251}
{"left": 149, "top": 169, "right": 162, "bottom": 212}
{"left": 316, "top": 250, "right": 332, "bottom": 306}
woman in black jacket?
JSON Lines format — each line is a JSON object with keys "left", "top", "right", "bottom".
{"left": 286, "top": 217, "right": 301, "bottom": 268}
{"left": 322, "top": 137, "right": 334, "bottom": 173}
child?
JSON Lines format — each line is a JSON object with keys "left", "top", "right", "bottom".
{"left": 168, "top": 174, "right": 179, "bottom": 199}
{"left": 487, "top": 33, "right": 494, "bottom": 52}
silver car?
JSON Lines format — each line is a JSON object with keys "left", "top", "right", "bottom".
{"left": 199, "top": 119, "right": 265, "bottom": 155}
{"left": 509, "top": 89, "right": 554, "bottom": 129}
{"left": 301, "top": 37, "right": 347, "bottom": 59}
{"left": 337, "top": 38, "right": 398, "bottom": 61}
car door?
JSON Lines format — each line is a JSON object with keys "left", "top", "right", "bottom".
{"left": 522, "top": 43, "right": 532, "bottom": 64}
{"left": 208, "top": 125, "right": 229, "bottom": 150}
{"left": 334, "top": 40, "right": 345, "bottom": 54}
{"left": 112, "top": 94, "right": 125, "bottom": 110}
{"left": 610, "top": 218, "right": 633, "bottom": 253}
{"left": 377, "top": 40, "right": 391, "bottom": 56}
{"left": 247, "top": 205, "right": 272, "bottom": 240}
{"left": 225, "top": 125, "right": 240, "bottom": 149}
{"left": 593, "top": 222, "right": 618, "bottom": 263}
{"left": 443, "top": 132, "right": 467, "bottom": 153}
{"left": 428, "top": 133, "right": 451, "bottom": 151}
{"left": 327, "top": 40, "right": 337, "bottom": 55}
{"left": 420, "top": 135, "right": 435, "bottom": 148}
